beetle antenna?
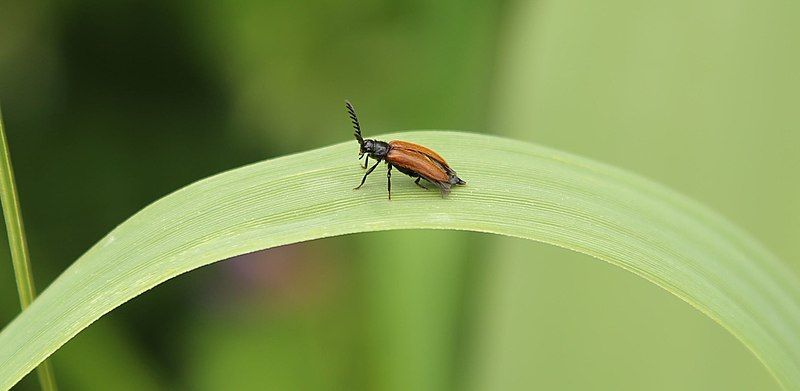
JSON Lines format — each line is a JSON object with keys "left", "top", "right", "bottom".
{"left": 345, "top": 100, "right": 364, "bottom": 146}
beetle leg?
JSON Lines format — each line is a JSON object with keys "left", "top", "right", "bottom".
{"left": 414, "top": 177, "right": 429, "bottom": 190}
{"left": 438, "top": 182, "right": 451, "bottom": 198}
{"left": 387, "top": 164, "right": 392, "bottom": 200}
{"left": 361, "top": 155, "right": 368, "bottom": 169}
{"left": 355, "top": 159, "right": 381, "bottom": 190}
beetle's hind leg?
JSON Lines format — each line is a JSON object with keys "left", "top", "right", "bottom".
{"left": 414, "top": 177, "right": 429, "bottom": 190}
{"left": 436, "top": 182, "right": 452, "bottom": 198}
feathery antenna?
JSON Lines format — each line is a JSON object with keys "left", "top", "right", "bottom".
{"left": 345, "top": 100, "right": 364, "bottom": 146}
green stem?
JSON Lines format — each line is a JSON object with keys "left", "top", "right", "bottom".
{"left": 0, "top": 106, "right": 58, "bottom": 391}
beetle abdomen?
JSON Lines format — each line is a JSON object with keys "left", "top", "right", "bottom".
{"left": 387, "top": 140, "right": 467, "bottom": 189}
{"left": 386, "top": 148, "right": 449, "bottom": 182}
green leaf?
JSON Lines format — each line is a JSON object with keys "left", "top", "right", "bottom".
{"left": 0, "top": 131, "right": 798, "bottom": 390}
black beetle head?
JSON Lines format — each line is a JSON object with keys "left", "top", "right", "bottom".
{"left": 361, "top": 139, "right": 374, "bottom": 154}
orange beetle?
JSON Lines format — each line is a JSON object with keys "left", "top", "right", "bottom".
{"left": 346, "top": 100, "right": 465, "bottom": 199}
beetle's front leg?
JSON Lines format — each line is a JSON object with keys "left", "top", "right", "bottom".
{"left": 355, "top": 159, "right": 381, "bottom": 190}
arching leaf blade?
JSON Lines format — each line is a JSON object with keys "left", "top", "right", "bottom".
{"left": 0, "top": 131, "right": 797, "bottom": 390}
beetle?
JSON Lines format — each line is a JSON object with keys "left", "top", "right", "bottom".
{"left": 346, "top": 100, "right": 465, "bottom": 199}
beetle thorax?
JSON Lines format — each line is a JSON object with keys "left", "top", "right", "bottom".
{"left": 362, "top": 139, "right": 390, "bottom": 158}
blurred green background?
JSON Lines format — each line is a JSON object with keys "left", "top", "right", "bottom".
{"left": 1, "top": 1, "right": 798, "bottom": 390}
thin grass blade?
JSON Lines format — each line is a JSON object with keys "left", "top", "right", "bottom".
{"left": 0, "top": 108, "right": 58, "bottom": 390}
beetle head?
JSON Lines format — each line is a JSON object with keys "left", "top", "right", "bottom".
{"left": 360, "top": 139, "right": 372, "bottom": 155}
